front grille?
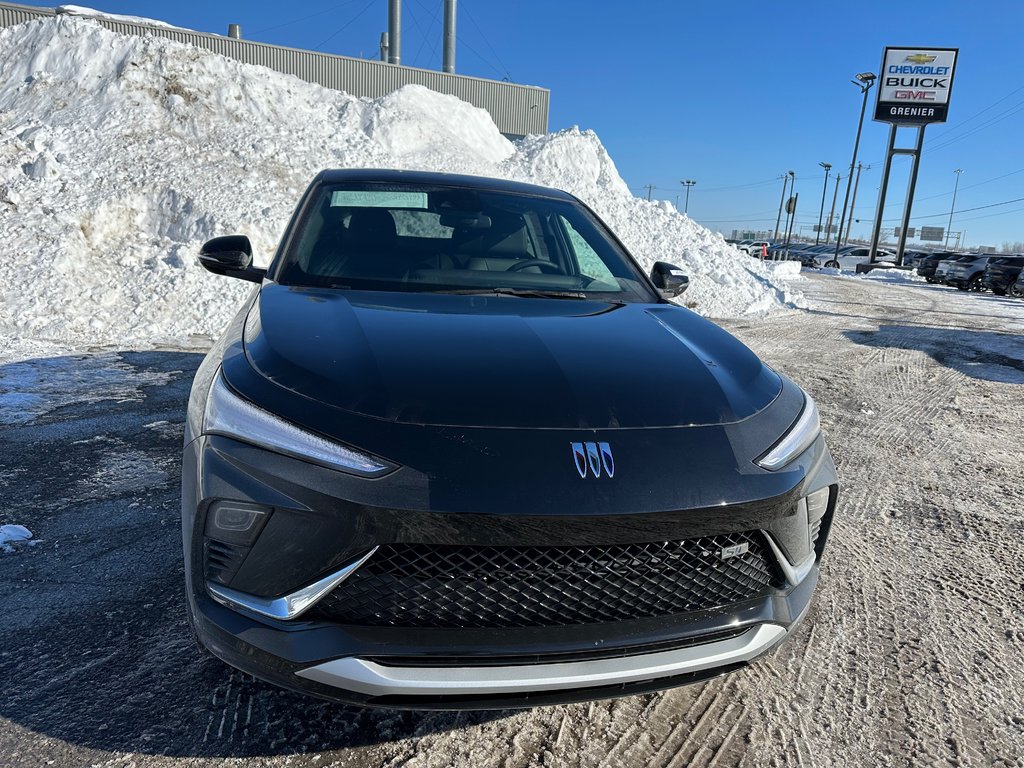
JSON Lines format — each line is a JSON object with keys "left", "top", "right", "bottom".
{"left": 311, "top": 532, "right": 783, "bottom": 629}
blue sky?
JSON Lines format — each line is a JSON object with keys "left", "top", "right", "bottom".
{"left": 20, "top": 0, "right": 1024, "bottom": 248}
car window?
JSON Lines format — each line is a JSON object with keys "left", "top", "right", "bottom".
{"left": 275, "top": 183, "right": 657, "bottom": 301}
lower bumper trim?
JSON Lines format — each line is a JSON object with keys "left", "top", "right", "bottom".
{"left": 295, "top": 623, "right": 787, "bottom": 697}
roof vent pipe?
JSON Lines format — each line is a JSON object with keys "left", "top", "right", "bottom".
{"left": 442, "top": 0, "right": 456, "bottom": 73}
{"left": 227, "top": 23, "right": 241, "bottom": 39}
{"left": 388, "top": 0, "right": 401, "bottom": 65}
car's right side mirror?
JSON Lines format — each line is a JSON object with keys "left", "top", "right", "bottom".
{"left": 651, "top": 261, "right": 690, "bottom": 297}
{"left": 199, "top": 235, "right": 265, "bottom": 283}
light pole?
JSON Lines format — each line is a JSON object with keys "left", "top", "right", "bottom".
{"left": 945, "top": 168, "right": 963, "bottom": 249}
{"left": 825, "top": 174, "right": 841, "bottom": 244}
{"left": 832, "top": 72, "right": 875, "bottom": 264}
{"left": 844, "top": 163, "right": 870, "bottom": 244}
{"left": 815, "top": 162, "right": 832, "bottom": 245}
{"left": 774, "top": 171, "right": 794, "bottom": 240}
{"left": 680, "top": 180, "right": 697, "bottom": 214}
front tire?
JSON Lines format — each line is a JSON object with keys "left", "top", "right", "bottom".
{"left": 967, "top": 275, "right": 984, "bottom": 292}
{"left": 1009, "top": 284, "right": 1024, "bottom": 299}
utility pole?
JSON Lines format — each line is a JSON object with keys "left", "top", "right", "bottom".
{"left": 774, "top": 172, "right": 793, "bottom": 240}
{"left": 680, "top": 180, "right": 696, "bottom": 214}
{"left": 833, "top": 72, "right": 876, "bottom": 262}
{"left": 825, "top": 174, "right": 841, "bottom": 244}
{"left": 643, "top": 184, "right": 654, "bottom": 201}
{"left": 844, "top": 163, "right": 869, "bottom": 244}
{"left": 815, "top": 162, "right": 832, "bottom": 245}
{"left": 945, "top": 168, "right": 963, "bottom": 248}
{"left": 784, "top": 193, "right": 799, "bottom": 246}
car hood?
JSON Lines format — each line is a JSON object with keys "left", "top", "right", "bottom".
{"left": 240, "top": 284, "right": 782, "bottom": 429}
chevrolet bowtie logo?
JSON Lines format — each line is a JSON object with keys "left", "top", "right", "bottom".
{"left": 905, "top": 53, "right": 937, "bottom": 64}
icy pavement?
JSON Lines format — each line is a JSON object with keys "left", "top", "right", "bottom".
{"left": 1, "top": 276, "right": 1022, "bottom": 766}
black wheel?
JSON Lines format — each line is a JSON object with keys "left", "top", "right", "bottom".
{"left": 824, "top": 259, "right": 840, "bottom": 269}
{"left": 1009, "top": 284, "right": 1024, "bottom": 299}
{"left": 967, "top": 275, "right": 984, "bottom": 292}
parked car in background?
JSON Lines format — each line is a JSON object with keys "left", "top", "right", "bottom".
{"left": 903, "top": 250, "right": 932, "bottom": 268}
{"left": 981, "top": 255, "right": 1024, "bottom": 295}
{"left": 943, "top": 255, "right": 997, "bottom": 290}
{"left": 916, "top": 251, "right": 960, "bottom": 282}
{"left": 934, "top": 254, "right": 976, "bottom": 283}
{"left": 1011, "top": 270, "right": 1024, "bottom": 299}
{"left": 740, "top": 240, "right": 772, "bottom": 256}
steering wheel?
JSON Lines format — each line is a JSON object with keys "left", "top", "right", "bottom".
{"left": 505, "top": 259, "right": 564, "bottom": 274}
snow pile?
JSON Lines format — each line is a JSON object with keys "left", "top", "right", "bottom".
{"left": 0, "top": 15, "right": 799, "bottom": 351}
{"left": 0, "top": 524, "right": 34, "bottom": 553}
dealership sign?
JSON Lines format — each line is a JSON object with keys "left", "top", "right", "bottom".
{"left": 875, "top": 47, "right": 958, "bottom": 124}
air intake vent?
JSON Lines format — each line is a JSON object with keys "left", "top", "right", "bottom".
{"left": 311, "top": 533, "right": 783, "bottom": 629}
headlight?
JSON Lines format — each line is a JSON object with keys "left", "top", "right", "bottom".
{"left": 757, "top": 394, "right": 821, "bottom": 470}
{"left": 203, "top": 373, "right": 395, "bottom": 477}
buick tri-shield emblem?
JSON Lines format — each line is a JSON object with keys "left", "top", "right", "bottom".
{"left": 571, "top": 442, "right": 614, "bottom": 478}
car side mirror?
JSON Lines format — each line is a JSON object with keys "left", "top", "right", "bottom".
{"left": 198, "top": 235, "right": 265, "bottom": 283}
{"left": 651, "top": 261, "right": 690, "bottom": 297}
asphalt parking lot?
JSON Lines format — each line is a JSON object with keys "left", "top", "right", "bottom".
{"left": 2, "top": 273, "right": 1023, "bottom": 767}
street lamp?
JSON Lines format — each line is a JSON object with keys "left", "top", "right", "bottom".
{"left": 832, "top": 72, "right": 875, "bottom": 263}
{"left": 680, "top": 179, "right": 697, "bottom": 214}
{"left": 815, "top": 162, "right": 832, "bottom": 245}
{"left": 946, "top": 168, "right": 963, "bottom": 249}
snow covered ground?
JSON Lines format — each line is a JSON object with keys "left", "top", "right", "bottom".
{"left": 2, "top": 275, "right": 1022, "bottom": 767}
{"left": 0, "top": 15, "right": 801, "bottom": 360}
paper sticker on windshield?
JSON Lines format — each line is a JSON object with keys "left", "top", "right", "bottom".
{"left": 330, "top": 191, "right": 428, "bottom": 209}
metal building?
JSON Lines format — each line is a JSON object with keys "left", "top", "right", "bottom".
{"left": 0, "top": 1, "right": 549, "bottom": 138}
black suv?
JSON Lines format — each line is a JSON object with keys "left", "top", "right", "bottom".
{"left": 916, "top": 251, "right": 960, "bottom": 282}
{"left": 981, "top": 256, "right": 1024, "bottom": 296}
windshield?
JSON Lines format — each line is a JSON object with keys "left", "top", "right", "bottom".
{"left": 273, "top": 183, "right": 657, "bottom": 302}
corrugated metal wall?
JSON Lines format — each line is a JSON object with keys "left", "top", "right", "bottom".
{"left": 0, "top": 1, "right": 549, "bottom": 137}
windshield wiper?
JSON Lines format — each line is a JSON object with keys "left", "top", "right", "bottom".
{"left": 436, "top": 287, "right": 589, "bottom": 299}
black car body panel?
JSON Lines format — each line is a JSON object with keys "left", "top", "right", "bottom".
{"left": 981, "top": 256, "right": 1024, "bottom": 294}
{"left": 183, "top": 170, "right": 839, "bottom": 708}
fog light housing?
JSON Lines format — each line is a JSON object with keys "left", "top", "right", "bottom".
{"left": 205, "top": 501, "right": 271, "bottom": 546}
{"left": 204, "top": 501, "right": 272, "bottom": 586}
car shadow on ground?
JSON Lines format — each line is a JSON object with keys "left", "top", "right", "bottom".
{"left": 843, "top": 325, "right": 1024, "bottom": 384}
{"left": 0, "top": 351, "right": 508, "bottom": 759}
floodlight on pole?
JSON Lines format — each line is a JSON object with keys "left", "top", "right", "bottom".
{"left": 832, "top": 72, "right": 875, "bottom": 263}
{"left": 815, "top": 162, "right": 832, "bottom": 245}
{"left": 680, "top": 179, "right": 697, "bottom": 214}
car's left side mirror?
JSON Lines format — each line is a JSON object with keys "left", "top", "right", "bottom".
{"left": 651, "top": 261, "right": 690, "bottom": 297}
{"left": 198, "top": 235, "right": 266, "bottom": 283}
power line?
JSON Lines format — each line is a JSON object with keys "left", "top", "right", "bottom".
{"left": 460, "top": 0, "right": 514, "bottom": 81}
{"left": 248, "top": 0, "right": 366, "bottom": 36}
{"left": 312, "top": 0, "right": 376, "bottom": 51}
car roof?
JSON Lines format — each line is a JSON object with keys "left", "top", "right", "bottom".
{"left": 312, "top": 169, "right": 577, "bottom": 201}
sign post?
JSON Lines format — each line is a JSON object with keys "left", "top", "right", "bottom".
{"left": 868, "top": 47, "right": 958, "bottom": 265}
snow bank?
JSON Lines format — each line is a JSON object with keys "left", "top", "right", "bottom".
{"left": 0, "top": 15, "right": 799, "bottom": 351}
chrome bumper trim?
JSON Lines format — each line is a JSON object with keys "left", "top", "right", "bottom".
{"left": 295, "top": 623, "right": 788, "bottom": 697}
{"left": 762, "top": 532, "right": 816, "bottom": 587}
{"left": 208, "top": 547, "right": 378, "bottom": 621}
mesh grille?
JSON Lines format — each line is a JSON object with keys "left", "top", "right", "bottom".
{"left": 312, "top": 532, "right": 782, "bottom": 629}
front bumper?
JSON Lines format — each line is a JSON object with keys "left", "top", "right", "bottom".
{"left": 183, "top": 425, "right": 837, "bottom": 709}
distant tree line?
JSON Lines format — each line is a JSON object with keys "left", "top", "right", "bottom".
{"left": 1000, "top": 241, "right": 1024, "bottom": 253}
